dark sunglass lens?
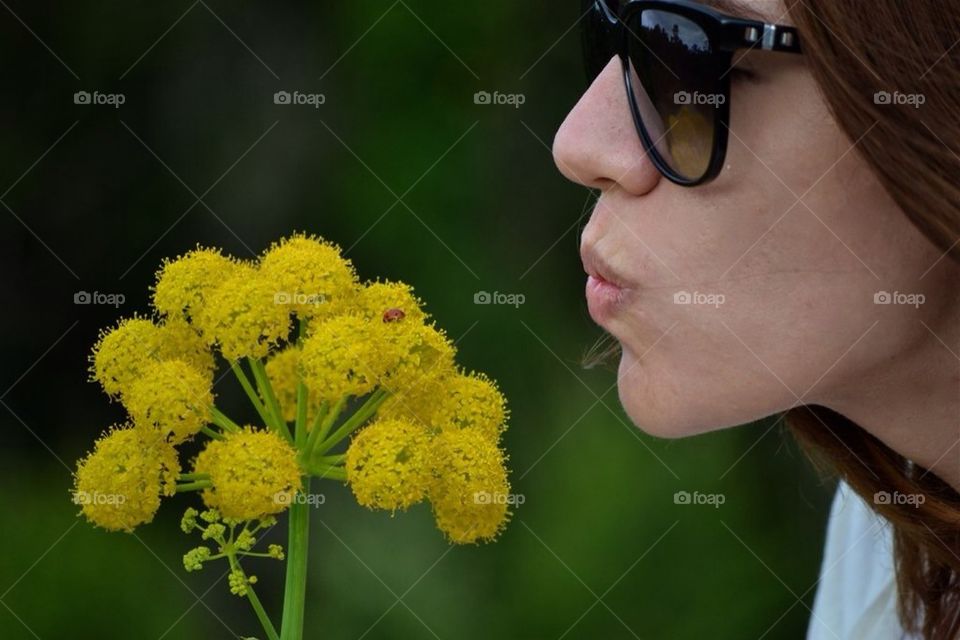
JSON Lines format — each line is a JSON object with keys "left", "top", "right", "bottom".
{"left": 581, "top": 0, "right": 620, "bottom": 82}
{"left": 626, "top": 9, "right": 722, "bottom": 181}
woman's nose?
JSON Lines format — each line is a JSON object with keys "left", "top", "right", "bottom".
{"left": 552, "top": 57, "right": 661, "bottom": 196}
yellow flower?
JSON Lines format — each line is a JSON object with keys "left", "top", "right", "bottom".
{"left": 431, "top": 371, "right": 507, "bottom": 442}
{"left": 428, "top": 429, "right": 510, "bottom": 544}
{"left": 380, "top": 322, "right": 456, "bottom": 394}
{"left": 123, "top": 359, "right": 213, "bottom": 443}
{"left": 193, "top": 263, "right": 292, "bottom": 361}
{"left": 345, "top": 418, "right": 431, "bottom": 511}
{"left": 90, "top": 316, "right": 217, "bottom": 398}
{"left": 376, "top": 374, "right": 447, "bottom": 427}
{"left": 153, "top": 247, "right": 240, "bottom": 320}
{"left": 380, "top": 371, "right": 505, "bottom": 441}
{"left": 265, "top": 345, "right": 322, "bottom": 424}
{"left": 357, "top": 280, "right": 427, "bottom": 325}
{"left": 81, "top": 232, "right": 516, "bottom": 548}
{"left": 73, "top": 426, "right": 179, "bottom": 532}
{"left": 193, "top": 428, "right": 302, "bottom": 520}
{"left": 156, "top": 318, "right": 216, "bottom": 382}
{"left": 259, "top": 233, "right": 358, "bottom": 320}
{"left": 90, "top": 317, "right": 164, "bottom": 397}
{"left": 299, "top": 315, "right": 394, "bottom": 404}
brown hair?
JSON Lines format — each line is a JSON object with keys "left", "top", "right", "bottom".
{"left": 785, "top": 1, "right": 960, "bottom": 638}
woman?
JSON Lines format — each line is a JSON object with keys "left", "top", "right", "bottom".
{"left": 552, "top": 1, "right": 960, "bottom": 638}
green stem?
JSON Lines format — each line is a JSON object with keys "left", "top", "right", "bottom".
{"left": 200, "top": 426, "right": 224, "bottom": 440}
{"left": 303, "top": 396, "right": 346, "bottom": 460}
{"left": 248, "top": 357, "right": 293, "bottom": 442}
{"left": 294, "top": 381, "right": 309, "bottom": 448}
{"left": 306, "top": 400, "right": 329, "bottom": 440}
{"left": 297, "top": 317, "right": 309, "bottom": 344}
{"left": 294, "top": 318, "right": 310, "bottom": 448}
{"left": 315, "top": 454, "right": 346, "bottom": 466}
{"left": 307, "top": 464, "right": 346, "bottom": 481}
{"left": 209, "top": 406, "right": 241, "bottom": 433}
{"left": 318, "top": 395, "right": 348, "bottom": 441}
{"left": 280, "top": 478, "right": 311, "bottom": 640}
{"left": 311, "top": 400, "right": 329, "bottom": 428}
{"left": 178, "top": 472, "right": 210, "bottom": 482}
{"left": 315, "top": 388, "right": 389, "bottom": 456}
{"left": 231, "top": 360, "right": 275, "bottom": 429}
{"left": 176, "top": 480, "right": 211, "bottom": 492}
{"left": 229, "top": 554, "right": 280, "bottom": 640}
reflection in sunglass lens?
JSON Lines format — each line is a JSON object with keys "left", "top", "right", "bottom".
{"left": 626, "top": 9, "right": 722, "bottom": 181}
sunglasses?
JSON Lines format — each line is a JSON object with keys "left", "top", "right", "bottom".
{"left": 581, "top": 0, "right": 802, "bottom": 186}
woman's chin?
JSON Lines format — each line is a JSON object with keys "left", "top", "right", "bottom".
{"left": 615, "top": 346, "right": 715, "bottom": 440}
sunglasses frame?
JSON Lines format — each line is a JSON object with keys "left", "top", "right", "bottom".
{"left": 585, "top": 0, "right": 803, "bottom": 186}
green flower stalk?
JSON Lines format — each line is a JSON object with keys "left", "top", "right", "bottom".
{"left": 72, "top": 232, "right": 514, "bottom": 640}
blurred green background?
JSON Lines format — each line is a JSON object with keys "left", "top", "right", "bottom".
{"left": 0, "top": 2, "right": 833, "bottom": 638}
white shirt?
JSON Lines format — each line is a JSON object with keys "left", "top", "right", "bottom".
{"left": 807, "top": 481, "right": 916, "bottom": 640}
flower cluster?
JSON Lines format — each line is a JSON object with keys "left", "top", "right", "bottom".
{"left": 72, "top": 425, "right": 179, "bottom": 532}
{"left": 181, "top": 508, "right": 283, "bottom": 596}
{"left": 346, "top": 370, "right": 512, "bottom": 542}
{"left": 73, "top": 232, "right": 514, "bottom": 636}
{"left": 193, "top": 428, "right": 302, "bottom": 520}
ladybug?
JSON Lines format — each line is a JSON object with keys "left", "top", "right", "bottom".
{"left": 382, "top": 307, "right": 406, "bottom": 323}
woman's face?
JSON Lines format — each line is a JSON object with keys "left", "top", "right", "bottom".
{"left": 553, "top": 0, "right": 959, "bottom": 438}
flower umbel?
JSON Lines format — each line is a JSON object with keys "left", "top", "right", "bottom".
{"left": 430, "top": 370, "right": 508, "bottom": 442}
{"left": 428, "top": 429, "right": 511, "bottom": 544}
{"left": 345, "top": 418, "right": 431, "bottom": 511}
{"left": 259, "top": 233, "right": 358, "bottom": 320}
{"left": 123, "top": 359, "right": 213, "bottom": 444}
{"left": 153, "top": 247, "right": 240, "bottom": 320}
{"left": 74, "top": 232, "right": 514, "bottom": 640}
{"left": 299, "top": 315, "right": 394, "bottom": 404}
{"left": 90, "top": 316, "right": 163, "bottom": 397}
{"left": 72, "top": 426, "right": 179, "bottom": 532}
{"left": 357, "top": 280, "right": 427, "bottom": 325}
{"left": 193, "top": 427, "right": 303, "bottom": 520}
{"left": 194, "top": 263, "right": 291, "bottom": 361}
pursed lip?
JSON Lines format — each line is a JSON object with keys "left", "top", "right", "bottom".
{"left": 580, "top": 244, "right": 633, "bottom": 325}
{"left": 581, "top": 243, "right": 628, "bottom": 287}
